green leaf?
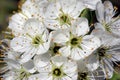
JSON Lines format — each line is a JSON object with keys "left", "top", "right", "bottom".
{"left": 110, "top": 72, "right": 120, "bottom": 80}
{"left": 79, "top": 8, "right": 94, "bottom": 25}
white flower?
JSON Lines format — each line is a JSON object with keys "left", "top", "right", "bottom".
{"left": 94, "top": 1, "right": 120, "bottom": 37}
{"left": 44, "top": 0, "right": 85, "bottom": 30}
{"left": 8, "top": 0, "right": 45, "bottom": 36}
{"left": 53, "top": 18, "right": 101, "bottom": 60}
{"left": 10, "top": 19, "right": 51, "bottom": 63}
{"left": 92, "top": 38, "right": 120, "bottom": 79}
{"left": 92, "top": 21, "right": 120, "bottom": 79}
{"left": 80, "top": 0, "right": 101, "bottom": 10}
{"left": 92, "top": 24, "right": 120, "bottom": 47}
{"left": 77, "top": 59, "right": 105, "bottom": 80}
{"left": 3, "top": 58, "right": 36, "bottom": 80}
{"left": 29, "top": 56, "right": 78, "bottom": 80}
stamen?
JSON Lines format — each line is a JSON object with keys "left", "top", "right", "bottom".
{"left": 53, "top": 46, "right": 61, "bottom": 53}
{"left": 58, "top": 13, "right": 72, "bottom": 26}
{"left": 32, "top": 35, "right": 44, "bottom": 47}
{"left": 114, "top": 6, "right": 118, "bottom": 11}
{"left": 53, "top": 68, "right": 61, "bottom": 76}
{"left": 69, "top": 36, "right": 82, "bottom": 48}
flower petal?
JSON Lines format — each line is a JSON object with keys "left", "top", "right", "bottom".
{"left": 53, "top": 30, "right": 69, "bottom": 44}
{"left": 44, "top": 19, "right": 61, "bottom": 30}
{"left": 82, "top": 35, "right": 101, "bottom": 53}
{"left": 22, "top": 0, "right": 44, "bottom": 20}
{"left": 10, "top": 37, "right": 31, "bottom": 52}
{"left": 70, "top": 2, "right": 85, "bottom": 18}
{"left": 95, "top": 1, "right": 104, "bottom": 23}
{"left": 51, "top": 55, "right": 67, "bottom": 67}
{"left": 45, "top": 2, "right": 60, "bottom": 19}
{"left": 28, "top": 73, "right": 52, "bottom": 80}
{"left": 70, "top": 47, "right": 85, "bottom": 60}
{"left": 19, "top": 47, "right": 36, "bottom": 63}
{"left": 59, "top": 46, "right": 71, "bottom": 57}
{"left": 100, "top": 59, "right": 114, "bottom": 79}
{"left": 104, "top": 1, "right": 114, "bottom": 23}
{"left": 36, "top": 42, "right": 50, "bottom": 54}
{"left": 85, "top": 54, "right": 99, "bottom": 71}
{"left": 34, "top": 53, "right": 51, "bottom": 68}
{"left": 24, "top": 19, "right": 46, "bottom": 37}
{"left": 22, "top": 60, "right": 36, "bottom": 73}
{"left": 63, "top": 60, "right": 77, "bottom": 74}
{"left": 59, "top": 0, "right": 76, "bottom": 14}
{"left": 110, "top": 19, "right": 120, "bottom": 37}
{"left": 83, "top": 0, "right": 101, "bottom": 10}
{"left": 71, "top": 18, "right": 89, "bottom": 36}
{"left": 92, "top": 23, "right": 120, "bottom": 46}
{"left": 8, "top": 13, "right": 27, "bottom": 36}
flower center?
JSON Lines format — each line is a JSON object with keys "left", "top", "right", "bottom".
{"left": 78, "top": 72, "right": 88, "bottom": 80}
{"left": 71, "top": 38, "right": 78, "bottom": 45}
{"left": 32, "top": 35, "right": 44, "bottom": 47}
{"left": 97, "top": 47, "right": 108, "bottom": 60}
{"left": 69, "top": 37, "right": 82, "bottom": 48}
{"left": 53, "top": 68, "right": 61, "bottom": 76}
{"left": 59, "top": 14, "right": 71, "bottom": 26}
{"left": 98, "top": 48, "right": 106, "bottom": 57}
{"left": 98, "top": 48, "right": 107, "bottom": 57}
{"left": 53, "top": 46, "right": 61, "bottom": 53}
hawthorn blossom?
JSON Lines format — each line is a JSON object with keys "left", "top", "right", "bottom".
{"left": 29, "top": 56, "right": 78, "bottom": 80}
{"left": 53, "top": 18, "right": 101, "bottom": 60}
{"left": 10, "top": 19, "right": 51, "bottom": 63}
{"left": 3, "top": 54, "right": 36, "bottom": 80}
{"left": 93, "top": 1, "right": 120, "bottom": 38}
{"left": 77, "top": 59, "right": 105, "bottom": 80}
{"left": 44, "top": 0, "right": 86, "bottom": 30}
{"left": 8, "top": 0, "right": 45, "bottom": 36}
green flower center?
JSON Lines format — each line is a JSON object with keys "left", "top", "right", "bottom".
{"left": 58, "top": 14, "right": 72, "bottom": 26}
{"left": 52, "top": 65, "right": 66, "bottom": 78}
{"left": 71, "top": 38, "right": 79, "bottom": 46}
{"left": 68, "top": 36, "right": 83, "bottom": 49}
{"left": 53, "top": 68, "right": 61, "bottom": 76}
{"left": 32, "top": 35, "right": 44, "bottom": 47}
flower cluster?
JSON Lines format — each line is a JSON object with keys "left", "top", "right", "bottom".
{"left": 1, "top": 0, "right": 120, "bottom": 80}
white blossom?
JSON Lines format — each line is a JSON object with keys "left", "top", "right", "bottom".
{"left": 3, "top": 57, "right": 36, "bottom": 80}
{"left": 29, "top": 56, "right": 78, "bottom": 80}
{"left": 8, "top": 0, "right": 45, "bottom": 36}
{"left": 44, "top": 0, "right": 86, "bottom": 30}
{"left": 53, "top": 18, "right": 101, "bottom": 60}
{"left": 10, "top": 19, "right": 52, "bottom": 63}
{"left": 94, "top": 1, "right": 120, "bottom": 38}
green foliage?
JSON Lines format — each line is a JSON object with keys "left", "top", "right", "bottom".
{"left": 0, "top": 0, "right": 18, "bottom": 32}
{"left": 110, "top": 73, "right": 120, "bottom": 80}
{"left": 79, "top": 8, "right": 95, "bottom": 25}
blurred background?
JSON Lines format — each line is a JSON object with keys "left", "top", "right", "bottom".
{"left": 0, "top": 0, "right": 19, "bottom": 33}
{"left": 0, "top": 0, "right": 120, "bottom": 80}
